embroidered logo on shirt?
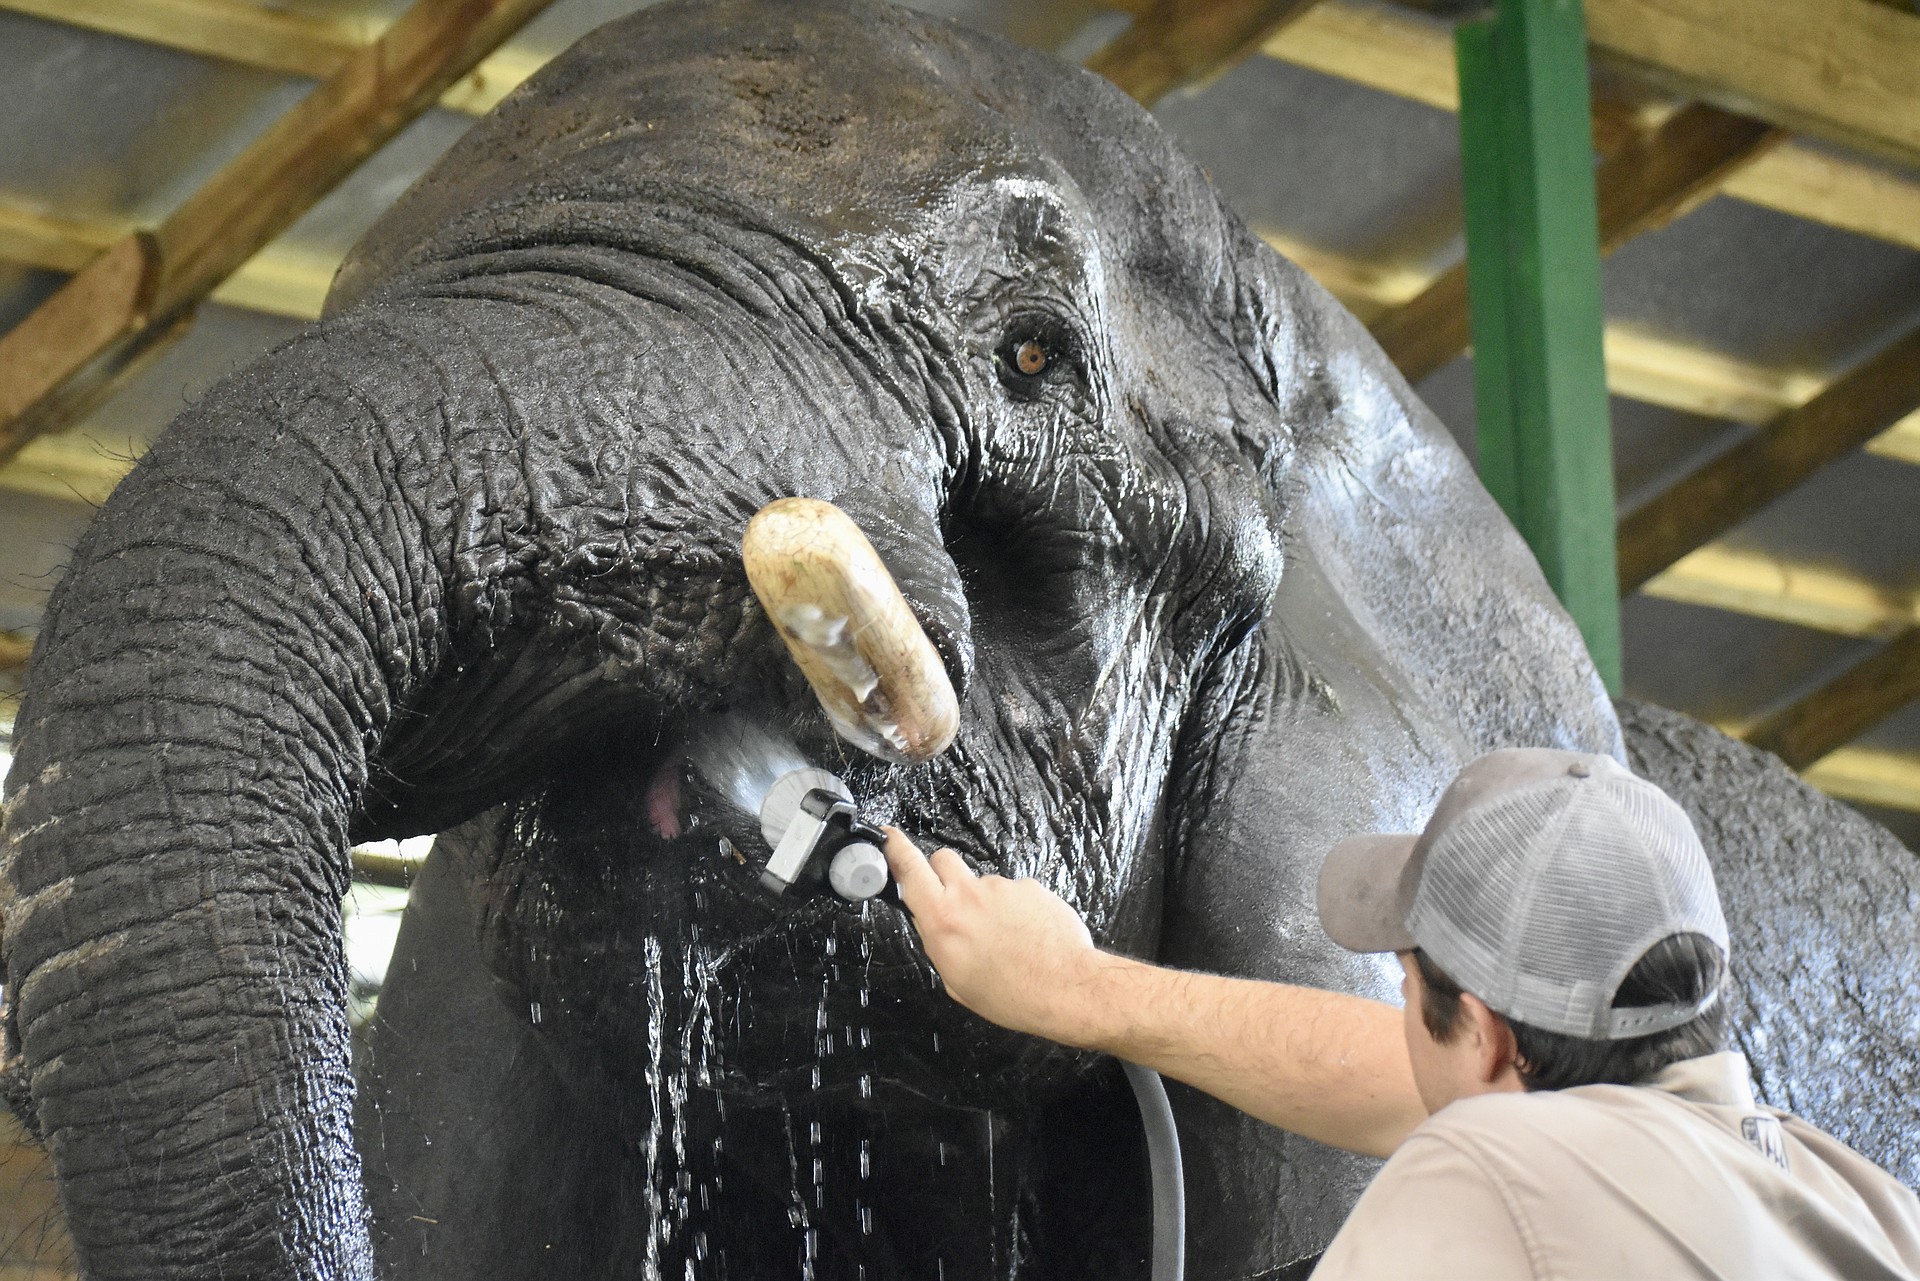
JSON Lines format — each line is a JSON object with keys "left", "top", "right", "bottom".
{"left": 1742, "top": 1115, "right": 1789, "bottom": 1171}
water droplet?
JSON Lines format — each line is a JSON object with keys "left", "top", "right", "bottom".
{"left": 811, "top": 1064, "right": 822, "bottom": 1090}
{"left": 859, "top": 988, "right": 870, "bottom": 1009}
{"left": 859, "top": 1141, "right": 871, "bottom": 1180}
{"left": 859, "top": 1027, "right": 870, "bottom": 1049}
{"left": 859, "top": 1074, "right": 872, "bottom": 1099}
{"left": 810, "top": 1121, "right": 822, "bottom": 1146}
{"left": 860, "top": 1203, "right": 874, "bottom": 1236}
{"left": 529, "top": 1001, "right": 542, "bottom": 1025}
{"left": 813, "top": 1158, "right": 824, "bottom": 1185}
{"left": 694, "top": 1231, "right": 708, "bottom": 1261}
{"left": 824, "top": 935, "right": 838, "bottom": 957}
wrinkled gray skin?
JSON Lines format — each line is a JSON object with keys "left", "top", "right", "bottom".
{"left": 1, "top": 2, "right": 1912, "bottom": 1278}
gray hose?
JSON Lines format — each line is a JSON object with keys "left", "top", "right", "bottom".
{"left": 1122, "top": 1060, "right": 1186, "bottom": 1281}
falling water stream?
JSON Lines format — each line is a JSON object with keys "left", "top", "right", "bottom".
{"left": 620, "top": 713, "right": 1005, "bottom": 1279}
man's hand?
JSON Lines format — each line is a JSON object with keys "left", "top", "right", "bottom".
{"left": 882, "top": 828, "right": 1117, "bottom": 1047}
{"left": 882, "top": 828, "right": 1426, "bottom": 1158}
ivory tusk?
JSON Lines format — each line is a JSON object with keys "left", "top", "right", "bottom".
{"left": 743, "top": 498, "right": 959, "bottom": 764}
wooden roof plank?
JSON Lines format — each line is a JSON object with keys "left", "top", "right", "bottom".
{"left": 0, "top": 0, "right": 536, "bottom": 116}
{"left": 1641, "top": 544, "right": 1917, "bottom": 640}
{"left": 1617, "top": 323, "right": 1920, "bottom": 594}
{"left": 1369, "top": 103, "right": 1779, "bottom": 383}
{"left": 1086, "top": 0, "right": 1322, "bottom": 107}
{"left": 0, "top": 0, "right": 360, "bottom": 78}
{"left": 1742, "top": 627, "right": 1920, "bottom": 770}
{"left": 1584, "top": 0, "right": 1920, "bottom": 173}
{"left": 1264, "top": 0, "right": 1920, "bottom": 254}
{"left": 0, "top": 0, "right": 560, "bottom": 463}
{"left": 1802, "top": 746, "right": 1920, "bottom": 815}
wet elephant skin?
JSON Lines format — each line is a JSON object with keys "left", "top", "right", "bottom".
{"left": 1, "top": 1, "right": 1910, "bottom": 1278}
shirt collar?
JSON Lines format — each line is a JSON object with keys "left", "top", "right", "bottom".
{"left": 1647, "top": 1051, "right": 1756, "bottom": 1108}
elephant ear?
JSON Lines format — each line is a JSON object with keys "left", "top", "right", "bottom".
{"left": 1154, "top": 242, "right": 1622, "bottom": 1273}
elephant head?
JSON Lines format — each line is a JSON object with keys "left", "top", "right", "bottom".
{"left": 0, "top": 0, "right": 1618, "bottom": 1276}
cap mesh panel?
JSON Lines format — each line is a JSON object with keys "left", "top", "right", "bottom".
{"left": 1407, "top": 773, "right": 1728, "bottom": 1038}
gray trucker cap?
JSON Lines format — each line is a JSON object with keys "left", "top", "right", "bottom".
{"left": 1317, "top": 748, "right": 1729, "bottom": 1040}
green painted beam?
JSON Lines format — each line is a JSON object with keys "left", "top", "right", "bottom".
{"left": 1457, "top": 0, "right": 1622, "bottom": 692}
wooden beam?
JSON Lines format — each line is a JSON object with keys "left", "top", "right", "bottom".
{"left": 1618, "top": 323, "right": 1920, "bottom": 593}
{"left": 1720, "top": 145, "right": 1920, "bottom": 257}
{"left": 1641, "top": 545, "right": 1917, "bottom": 639}
{"left": 1803, "top": 746, "right": 1920, "bottom": 815}
{"left": 1264, "top": 231, "right": 1920, "bottom": 467}
{"left": 1589, "top": 104, "right": 1784, "bottom": 248}
{"left": 1084, "top": 0, "right": 1325, "bottom": 106}
{"left": 1600, "top": 324, "right": 1818, "bottom": 424}
{"left": 1366, "top": 262, "right": 1472, "bottom": 385}
{"left": 0, "top": 0, "right": 558, "bottom": 464}
{"left": 0, "top": 0, "right": 540, "bottom": 117}
{"left": 1584, "top": 0, "right": 1920, "bottom": 172}
{"left": 0, "top": 202, "right": 332, "bottom": 320}
{"left": 1868, "top": 412, "right": 1920, "bottom": 467}
{"left": 1369, "top": 102, "right": 1779, "bottom": 383}
{"left": 1263, "top": 0, "right": 1920, "bottom": 254}
{"left": 0, "top": 631, "right": 32, "bottom": 671}
{"left": 1742, "top": 628, "right": 1920, "bottom": 770}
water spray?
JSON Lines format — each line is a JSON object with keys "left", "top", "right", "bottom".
{"left": 680, "top": 713, "right": 891, "bottom": 903}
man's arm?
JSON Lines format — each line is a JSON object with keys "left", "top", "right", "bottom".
{"left": 882, "top": 830, "right": 1425, "bottom": 1159}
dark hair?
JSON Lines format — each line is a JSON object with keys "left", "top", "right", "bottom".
{"left": 1413, "top": 933, "right": 1727, "bottom": 1091}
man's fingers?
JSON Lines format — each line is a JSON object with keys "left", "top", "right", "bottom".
{"left": 882, "top": 828, "right": 944, "bottom": 909}
{"left": 927, "top": 846, "right": 977, "bottom": 887}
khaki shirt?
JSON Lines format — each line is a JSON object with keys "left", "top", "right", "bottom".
{"left": 1316, "top": 1052, "right": 1920, "bottom": 1280}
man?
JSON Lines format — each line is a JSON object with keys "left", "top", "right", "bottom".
{"left": 881, "top": 747, "right": 1920, "bottom": 1279}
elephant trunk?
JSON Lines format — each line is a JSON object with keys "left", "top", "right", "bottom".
{"left": 0, "top": 342, "right": 436, "bottom": 1278}
{"left": 744, "top": 498, "right": 959, "bottom": 764}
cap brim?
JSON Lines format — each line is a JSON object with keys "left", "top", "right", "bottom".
{"left": 1317, "top": 834, "right": 1420, "bottom": 953}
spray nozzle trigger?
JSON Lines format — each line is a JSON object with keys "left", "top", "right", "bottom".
{"left": 757, "top": 769, "right": 890, "bottom": 901}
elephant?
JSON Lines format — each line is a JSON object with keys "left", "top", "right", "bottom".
{"left": 1, "top": 0, "right": 1913, "bottom": 1277}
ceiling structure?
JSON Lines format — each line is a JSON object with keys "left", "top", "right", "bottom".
{"left": 0, "top": 0, "right": 1916, "bottom": 1269}
{"left": 0, "top": 0, "right": 1914, "bottom": 855}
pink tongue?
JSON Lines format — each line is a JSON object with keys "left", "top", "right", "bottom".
{"left": 646, "top": 757, "right": 683, "bottom": 840}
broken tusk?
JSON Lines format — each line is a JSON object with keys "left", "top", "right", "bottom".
{"left": 743, "top": 498, "right": 959, "bottom": 764}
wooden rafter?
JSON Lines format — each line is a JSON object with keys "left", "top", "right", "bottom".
{"left": 1263, "top": 0, "right": 1920, "bottom": 254}
{"left": 0, "top": 0, "right": 541, "bottom": 116}
{"left": 1369, "top": 103, "right": 1781, "bottom": 384}
{"left": 1584, "top": 0, "right": 1920, "bottom": 172}
{"left": 1262, "top": 230, "right": 1920, "bottom": 469}
{"left": 1085, "top": 0, "right": 1321, "bottom": 107}
{"left": 0, "top": 203, "right": 333, "bottom": 320}
{"left": 20, "top": 0, "right": 1920, "bottom": 252}
{"left": 1742, "top": 628, "right": 1920, "bottom": 771}
{"left": 0, "top": 0, "right": 559, "bottom": 463}
{"left": 1617, "top": 323, "right": 1920, "bottom": 594}
{"left": 1803, "top": 746, "right": 1920, "bottom": 815}
{"left": 1642, "top": 545, "right": 1917, "bottom": 640}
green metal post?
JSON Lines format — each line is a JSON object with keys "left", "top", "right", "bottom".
{"left": 1457, "top": 0, "right": 1622, "bottom": 692}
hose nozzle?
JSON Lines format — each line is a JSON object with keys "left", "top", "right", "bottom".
{"left": 757, "top": 767, "right": 890, "bottom": 901}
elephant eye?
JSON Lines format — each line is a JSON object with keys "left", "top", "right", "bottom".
{"left": 1014, "top": 340, "right": 1047, "bottom": 376}
{"left": 993, "top": 322, "right": 1079, "bottom": 398}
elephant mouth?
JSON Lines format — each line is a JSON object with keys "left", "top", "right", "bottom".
{"left": 628, "top": 496, "right": 980, "bottom": 911}
{"left": 634, "top": 713, "right": 998, "bottom": 913}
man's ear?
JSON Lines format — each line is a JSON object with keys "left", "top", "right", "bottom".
{"left": 1461, "top": 993, "right": 1522, "bottom": 1087}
